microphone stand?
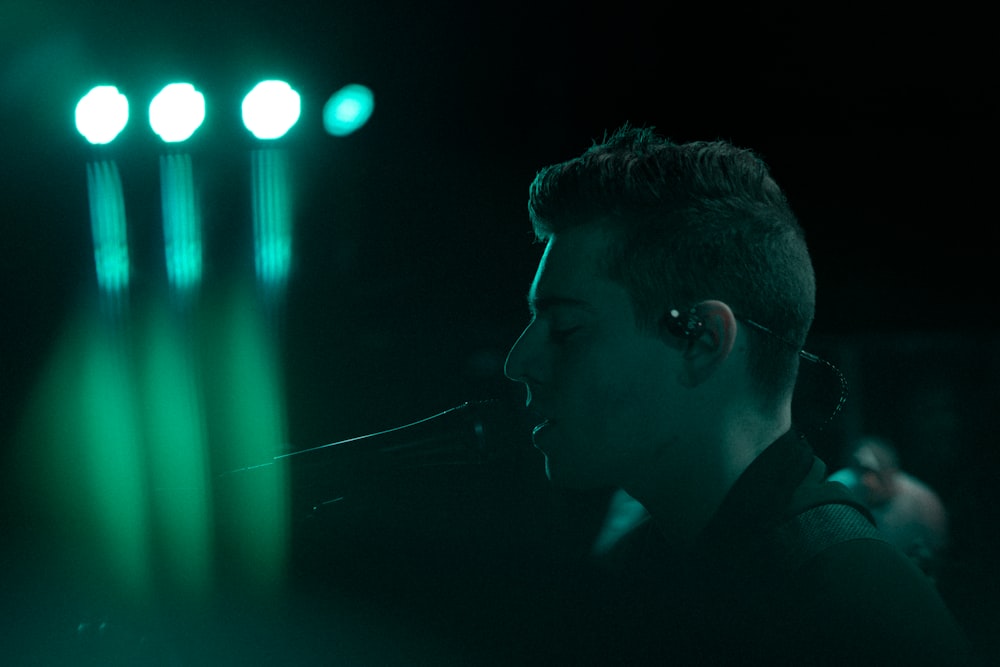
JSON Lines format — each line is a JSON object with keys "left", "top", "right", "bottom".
{"left": 218, "top": 399, "right": 535, "bottom": 521}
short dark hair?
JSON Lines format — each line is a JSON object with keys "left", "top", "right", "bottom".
{"left": 527, "top": 125, "right": 816, "bottom": 401}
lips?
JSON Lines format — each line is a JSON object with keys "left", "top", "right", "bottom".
{"left": 525, "top": 401, "right": 554, "bottom": 444}
{"left": 530, "top": 418, "right": 556, "bottom": 451}
{"left": 526, "top": 403, "right": 551, "bottom": 429}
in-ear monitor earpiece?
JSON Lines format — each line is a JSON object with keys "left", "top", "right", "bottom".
{"left": 665, "top": 307, "right": 705, "bottom": 340}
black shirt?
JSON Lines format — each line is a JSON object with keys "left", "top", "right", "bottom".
{"left": 557, "top": 430, "right": 974, "bottom": 666}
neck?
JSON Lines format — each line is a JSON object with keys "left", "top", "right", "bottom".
{"left": 624, "top": 402, "right": 792, "bottom": 552}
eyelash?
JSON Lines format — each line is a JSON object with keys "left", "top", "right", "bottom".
{"left": 548, "top": 326, "right": 581, "bottom": 344}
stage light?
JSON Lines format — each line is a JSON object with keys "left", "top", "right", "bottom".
{"left": 160, "top": 154, "right": 202, "bottom": 292}
{"left": 76, "top": 85, "right": 129, "bottom": 145}
{"left": 323, "top": 84, "right": 374, "bottom": 136}
{"left": 149, "top": 83, "right": 206, "bottom": 143}
{"left": 241, "top": 80, "right": 301, "bottom": 140}
{"left": 87, "top": 161, "right": 130, "bottom": 293}
{"left": 252, "top": 149, "right": 292, "bottom": 293}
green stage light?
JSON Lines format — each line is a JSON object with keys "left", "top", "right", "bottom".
{"left": 87, "top": 161, "right": 130, "bottom": 292}
{"left": 149, "top": 83, "right": 205, "bottom": 143}
{"left": 160, "top": 154, "right": 202, "bottom": 292}
{"left": 323, "top": 84, "right": 374, "bottom": 136}
{"left": 252, "top": 148, "right": 292, "bottom": 293}
{"left": 76, "top": 85, "right": 129, "bottom": 145}
{"left": 241, "top": 80, "right": 301, "bottom": 140}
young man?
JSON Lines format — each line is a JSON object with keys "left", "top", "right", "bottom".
{"left": 503, "top": 126, "right": 973, "bottom": 665}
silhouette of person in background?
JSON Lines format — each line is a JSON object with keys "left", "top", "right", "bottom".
{"left": 829, "top": 435, "right": 950, "bottom": 578}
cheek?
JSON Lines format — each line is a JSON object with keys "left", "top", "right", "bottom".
{"left": 543, "top": 346, "right": 673, "bottom": 488}
{"left": 562, "top": 350, "right": 671, "bottom": 442}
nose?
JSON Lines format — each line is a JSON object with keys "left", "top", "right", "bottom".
{"left": 504, "top": 321, "right": 537, "bottom": 385}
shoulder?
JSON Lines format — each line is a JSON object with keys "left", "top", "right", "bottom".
{"left": 785, "top": 536, "right": 974, "bottom": 665}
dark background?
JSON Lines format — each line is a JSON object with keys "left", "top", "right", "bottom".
{"left": 2, "top": 2, "right": 998, "bottom": 664}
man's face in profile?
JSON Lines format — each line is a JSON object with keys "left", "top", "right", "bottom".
{"left": 504, "top": 224, "right": 681, "bottom": 490}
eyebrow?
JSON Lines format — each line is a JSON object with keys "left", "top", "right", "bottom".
{"left": 527, "top": 294, "right": 594, "bottom": 315}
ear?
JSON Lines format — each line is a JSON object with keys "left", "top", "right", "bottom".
{"left": 677, "top": 300, "right": 737, "bottom": 387}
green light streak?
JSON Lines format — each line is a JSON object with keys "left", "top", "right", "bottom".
{"left": 21, "top": 289, "right": 291, "bottom": 603}
{"left": 252, "top": 148, "right": 293, "bottom": 296}
{"left": 87, "top": 161, "right": 130, "bottom": 293}
{"left": 207, "top": 283, "right": 289, "bottom": 591}
{"left": 78, "top": 319, "right": 153, "bottom": 603}
{"left": 160, "top": 154, "right": 203, "bottom": 292}
{"left": 138, "top": 301, "right": 213, "bottom": 602}
{"left": 18, "top": 305, "right": 152, "bottom": 604}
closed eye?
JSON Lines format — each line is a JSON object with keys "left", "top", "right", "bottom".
{"left": 549, "top": 326, "right": 581, "bottom": 344}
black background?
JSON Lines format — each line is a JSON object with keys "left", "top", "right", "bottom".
{"left": 2, "top": 2, "right": 998, "bottom": 663}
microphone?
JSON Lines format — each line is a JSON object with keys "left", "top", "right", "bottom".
{"left": 218, "top": 399, "right": 534, "bottom": 518}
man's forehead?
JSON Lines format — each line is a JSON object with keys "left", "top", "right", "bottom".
{"left": 526, "top": 292, "right": 594, "bottom": 315}
{"left": 528, "top": 250, "right": 595, "bottom": 311}
{"left": 534, "top": 227, "right": 608, "bottom": 279}
{"left": 527, "top": 228, "right": 620, "bottom": 314}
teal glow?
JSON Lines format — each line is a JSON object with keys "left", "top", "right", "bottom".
{"left": 76, "top": 86, "right": 129, "bottom": 145}
{"left": 207, "top": 284, "right": 290, "bottom": 591}
{"left": 323, "top": 84, "right": 375, "bottom": 136}
{"left": 19, "top": 306, "right": 153, "bottom": 604}
{"left": 241, "top": 80, "right": 301, "bottom": 140}
{"left": 75, "top": 315, "right": 152, "bottom": 603}
{"left": 149, "top": 83, "right": 205, "bottom": 143}
{"left": 138, "top": 301, "right": 213, "bottom": 602}
{"left": 87, "top": 161, "right": 130, "bottom": 293}
{"left": 252, "top": 148, "right": 293, "bottom": 292}
{"left": 160, "top": 154, "right": 202, "bottom": 291}
{"left": 21, "top": 289, "right": 290, "bottom": 603}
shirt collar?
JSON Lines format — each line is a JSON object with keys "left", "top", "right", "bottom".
{"left": 695, "top": 429, "right": 816, "bottom": 558}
